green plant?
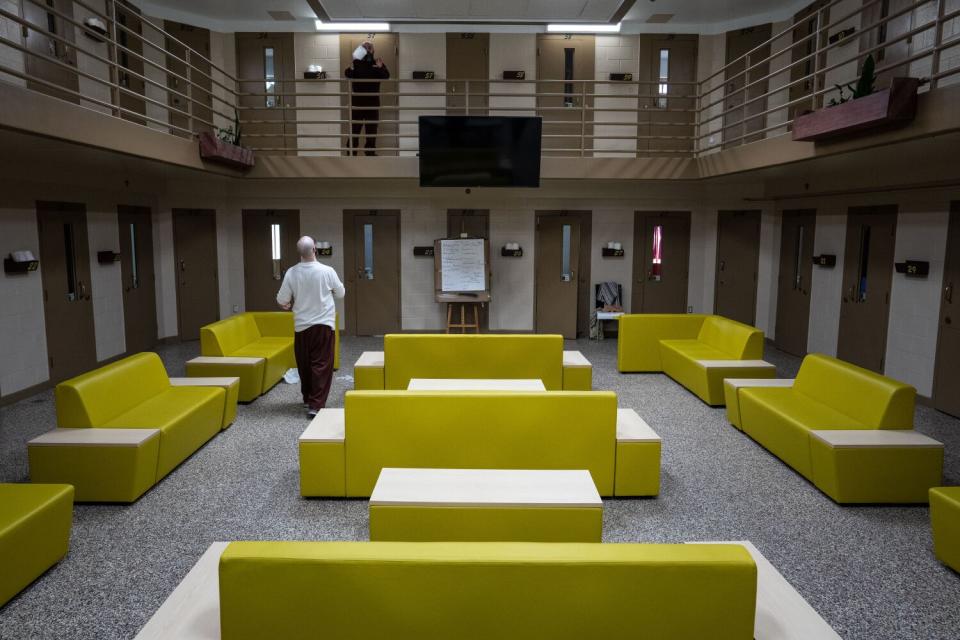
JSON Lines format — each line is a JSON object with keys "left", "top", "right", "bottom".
{"left": 215, "top": 109, "right": 243, "bottom": 146}
{"left": 828, "top": 54, "right": 877, "bottom": 106}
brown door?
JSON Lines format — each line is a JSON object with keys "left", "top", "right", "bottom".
{"left": 343, "top": 210, "right": 401, "bottom": 336}
{"left": 448, "top": 209, "right": 491, "bottom": 329}
{"left": 237, "top": 32, "right": 296, "bottom": 153}
{"left": 789, "top": 1, "right": 829, "bottom": 121}
{"left": 861, "top": 0, "right": 913, "bottom": 87}
{"left": 165, "top": 21, "right": 213, "bottom": 137}
{"left": 536, "top": 35, "right": 595, "bottom": 157}
{"left": 116, "top": 1, "right": 146, "bottom": 123}
{"left": 632, "top": 211, "right": 691, "bottom": 313}
{"left": 118, "top": 206, "right": 157, "bottom": 354}
{"left": 446, "top": 33, "right": 489, "bottom": 115}
{"left": 775, "top": 210, "right": 816, "bottom": 356}
{"left": 173, "top": 209, "right": 219, "bottom": 340}
{"left": 23, "top": 0, "right": 79, "bottom": 103}
{"left": 837, "top": 206, "right": 898, "bottom": 373}
{"left": 242, "top": 209, "right": 300, "bottom": 311}
{"left": 723, "top": 25, "right": 772, "bottom": 148}
{"left": 37, "top": 202, "right": 97, "bottom": 381}
{"left": 637, "top": 35, "right": 697, "bottom": 155}
{"left": 715, "top": 210, "right": 761, "bottom": 325}
{"left": 933, "top": 203, "right": 960, "bottom": 417}
{"left": 340, "top": 33, "right": 399, "bottom": 156}
{"left": 536, "top": 211, "right": 591, "bottom": 338}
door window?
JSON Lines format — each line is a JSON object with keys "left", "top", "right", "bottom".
{"left": 650, "top": 224, "right": 663, "bottom": 280}
{"left": 270, "top": 222, "right": 282, "bottom": 280}
{"left": 561, "top": 223, "right": 572, "bottom": 281}
{"left": 856, "top": 225, "right": 871, "bottom": 302}
{"left": 129, "top": 223, "right": 140, "bottom": 289}
{"left": 657, "top": 49, "right": 669, "bottom": 108}
{"left": 563, "top": 48, "right": 575, "bottom": 107}
{"left": 264, "top": 47, "right": 277, "bottom": 108}
{"left": 793, "top": 224, "right": 805, "bottom": 290}
{"left": 63, "top": 222, "right": 78, "bottom": 301}
{"left": 363, "top": 223, "right": 374, "bottom": 279}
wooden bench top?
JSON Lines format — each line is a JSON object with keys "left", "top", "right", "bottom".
{"left": 29, "top": 428, "right": 160, "bottom": 447}
{"left": 369, "top": 468, "right": 602, "bottom": 508}
{"left": 811, "top": 430, "right": 943, "bottom": 449}
{"left": 355, "top": 351, "right": 385, "bottom": 367}
{"left": 616, "top": 409, "right": 661, "bottom": 443}
{"left": 407, "top": 378, "right": 546, "bottom": 391}
{"left": 695, "top": 359, "right": 775, "bottom": 369}
{"left": 562, "top": 350, "right": 591, "bottom": 367}
{"left": 299, "top": 409, "right": 345, "bottom": 443}
{"left": 170, "top": 377, "right": 240, "bottom": 387}
{"left": 724, "top": 378, "right": 795, "bottom": 389}
{"left": 187, "top": 356, "right": 264, "bottom": 365}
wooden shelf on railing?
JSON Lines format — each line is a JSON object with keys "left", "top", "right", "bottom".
{"left": 198, "top": 132, "right": 255, "bottom": 170}
{"left": 792, "top": 78, "right": 920, "bottom": 142}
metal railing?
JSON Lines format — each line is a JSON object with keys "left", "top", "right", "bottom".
{"left": 0, "top": 0, "right": 958, "bottom": 160}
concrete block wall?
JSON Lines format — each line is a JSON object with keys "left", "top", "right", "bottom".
{"left": 398, "top": 33, "right": 445, "bottom": 157}
{"left": 293, "top": 33, "right": 340, "bottom": 156}
{"left": 0, "top": 0, "right": 25, "bottom": 88}
{"left": 488, "top": 34, "right": 537, "bottom": 116}
{"left": 594, "top": 35, "right": 639, "bottom": 157}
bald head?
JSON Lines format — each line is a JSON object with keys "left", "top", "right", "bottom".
{"left": 297, "top": 236, "right": 317, "bottom": 261}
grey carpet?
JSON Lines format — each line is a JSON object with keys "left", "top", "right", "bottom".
{"left": 0, "top": 337, "right": 958, "bottom": 640}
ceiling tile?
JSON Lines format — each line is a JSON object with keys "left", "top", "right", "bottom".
{"left": 355, "top": 0, "right": 417, "bottom": 18}
{"left": 414, "top": 0, "right": 470, "bottom": 18}
{"left": 467, "top": 0, "right": 530, "bottom": 19}
{"left": 527, "top": 0, "right": 588, "bottom": 20}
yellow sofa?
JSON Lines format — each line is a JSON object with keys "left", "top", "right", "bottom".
{"left": 737, "top": 354, "right": 942, "bottom": 503}
{"left": 299, "top": 391, "right": 658, "bottom": 498}
{"left": 0, "top": 483, "right": 73, "bottom": 608}
{"left": 354, "top": 334, "right": 590, "bottom": 391}
{"left": 29, "top": 353, "right": 225, "bottom": 502}
{"left": 617, "top": 314, "right": 772, "bottom": 405}
{"left": 930, "top": 487, "right": 960, "bottom": 573}
{"left": 197, "top": 312, "right": 340, "bottom": 401}
{"left": 218, "top": 541, "right": 757, "bottom": 640}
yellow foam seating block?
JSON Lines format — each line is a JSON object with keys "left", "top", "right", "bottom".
{"left": 218, "top": 541, "right": 757, "bottom": 640}
{"left": 35, "top": 353, "right": 225, "bottom": 502}
{"left": 300, "top": 391, "right": 657, "bottom": 498}
{"left": 170, "top": 377, "right": 241, "bottom": 429}
{"left": 355, "top": 334, "right": 589, "bottom": 390}
{"left": 930, "top": 487, "right": 960, "bottom": 573}
{"left": 618, "top": 314, "right": 768, "bottom": 405}
{"left": 738, "top": 353, "right": 938, "bottom": 503}
{"left": 0, "top": 484, "right": 73, "bottom": 607}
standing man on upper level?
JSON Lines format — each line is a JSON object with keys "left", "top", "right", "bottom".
{"left": 344, "top": 40, "right": 390, "bottom": 156}
{"left": 277, "top": 236, "right": 345, "bottom": 418}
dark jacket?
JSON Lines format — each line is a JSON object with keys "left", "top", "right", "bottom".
{"left": 344, "top": 57, "right": 390, "bottom": 108}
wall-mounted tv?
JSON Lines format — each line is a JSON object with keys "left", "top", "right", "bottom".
{"left": 418, "top": 116, "right": 542, "bottom": 188}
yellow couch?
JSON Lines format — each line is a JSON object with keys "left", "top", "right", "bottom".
{"left": 737, "top": 354, "right": 942, "bottom": 503}
{"left": 29, "top": 353, "right": 225, "bottom": 502}
{"left": 198, "top": 312, "right": 340, "bottom": 401}
{"left": 0, "top": 483, "right": 73, "bottom": 607}
{"left": 218, "top": 541, "right": 757, "bottom": 640}
{"left": 617, "top": 314, "right": 772, "bottom": 405}
{"left": 299, "top": 391, "right": 658, "bottom": 498}
{"left": 354, "top": 334, "right": 590, "bottom": 391}
{"left": 930, "top": 487, "right": 960, "bottom": 573}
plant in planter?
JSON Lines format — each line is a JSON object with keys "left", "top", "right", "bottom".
{"left": 199, "top": 110, "right": 255, "bottom": 169}
{"left": 828, "top": 54, "right": 876, "bottom": 107}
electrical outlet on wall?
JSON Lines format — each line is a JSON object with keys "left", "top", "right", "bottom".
{"left": 233, "top": 305, "right": 239, "bottom": 312}
{"left": 688, "top": 306, "right": 693, "bottom": 313}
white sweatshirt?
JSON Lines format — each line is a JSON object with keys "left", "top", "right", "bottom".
{"left": 276, "top": 261, "right": 345, "bottom": 332}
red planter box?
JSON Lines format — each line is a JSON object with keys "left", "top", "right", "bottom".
{"left": 198, "top": 131, "right": 255, "bottom": 169}
{"left": 792, "top": 77, "right": 919, "bottom": 142}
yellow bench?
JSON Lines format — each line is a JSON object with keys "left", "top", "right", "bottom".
{"left": 354, "top": 334, "right": 591, "bottom": 391}
{"left": 736, "top": 354, "right": 942, "bottom": 503}
{"left": 930, "top": 487, "right": 960, "bottom": 573}
{"left": 218, "top": 541, "right": 757, "bottom": 640}
{"left": 195, "top": 312, "right": 340, "bottom": 402}
{"left": 29, "top": 352, "right": 226, "bottom": 502}
{"left": 617, "top": 314, "right": 773, "bottom": 405}
{"left": 0, "top": 484, "right": 73, "bottom": 607}
{"left": 298, "top": 392, "right": 660, "bottom": 498}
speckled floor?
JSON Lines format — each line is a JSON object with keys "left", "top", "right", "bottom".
{"left": 0, "top": 337, "right": 958, "bottom": 640}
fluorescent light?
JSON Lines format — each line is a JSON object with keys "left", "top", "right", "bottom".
{"left": 315, "top": 20, "right": 390, "bottom": 31}
{"left": 547, "top": 22, "right": 620, "bottom": 33}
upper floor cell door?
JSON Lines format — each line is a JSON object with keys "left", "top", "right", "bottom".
{"left": 23, "top": 0, "right": 79, "bottom": 103}
{"left": 536, "top": 35, "right": 595, "bottom": 157}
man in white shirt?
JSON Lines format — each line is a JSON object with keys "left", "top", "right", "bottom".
{"left": 277, "top": 236, "right": 345, "bottom": 418}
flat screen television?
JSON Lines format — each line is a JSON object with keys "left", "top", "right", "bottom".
{"left": 418, "top": 116, "right": 542, "bottom": 188}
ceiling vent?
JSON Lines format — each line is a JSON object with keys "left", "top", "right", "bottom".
{"left": 267, "top": 10, "right": 297, "bottom": 21}
{"left": 646, "top": 13, "right": 674, "bottom": 23}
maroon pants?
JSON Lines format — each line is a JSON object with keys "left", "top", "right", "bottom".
{"left": 294, "top": 324, "right": 335, "bottom": 411}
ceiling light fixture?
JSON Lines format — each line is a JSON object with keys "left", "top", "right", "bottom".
{"left": 315, "top": 20, "right": 390, "bottom": 31}
{"left": 546, "top": 22, "right": 621, "bottom": 33}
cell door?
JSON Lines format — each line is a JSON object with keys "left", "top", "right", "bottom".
{"left": 242, "top": 210, "right": 300, "bottom": 311}
{"left": 837, "top": 206, "right": 898, "bottom": 373}
{"left": 116, "top": 2, "right": 146, "bottom": 124}
{"left": 632, "top": 211, "right": 690, "bottom": 313}
{"left": 715, "top": 210, "right": 761, "bottom": 325}
{"left": 723, "top": 25, "right": 772, "bottom": 148}
{"left": 637, "top": 36, "right": 698, "bottom": 155}
{"left": 118, "top": 206, "right": 157, "bottom": 354}
{"left": 446, "top": 33, "right": 489, "bottom": 115}
{"left": 173, "top": 209, "right": 219, "bottom": 341}
{"left": 536, "top": 213, "right": 584, "bottom": 339}
{"left": 448, "top": 209, "right": 491, "bottom": 329}
{"left": 236, "top": 32, "right": 296, "bottom": 153}
{"left": 344, "top": 210, "right": 401, "bottom": 336}
{"left": 536, "top": 35, "right": 595, "bottom": 156}
{"left": 37, "top": 202, "right": 97, "bottom": 381}
{"left": 775, "top": 210, "right": 816, "bottom": 356}
{"left": 340, "top": 33, "right": 399, "bottom": 156}
{"left": 933, "top": 204, "right": 960, "bottom": 417}
{"left": 165, "top": 21, "right": 213, "bottom": 137}
{"left": 789, "top": 1, "right": 829, "bottom": 121}
{"left": 23, "top": 0, "right": 79, "bottom": 103}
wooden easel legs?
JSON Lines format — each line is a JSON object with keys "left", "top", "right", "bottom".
{"left": 446, "top": 302, "right": 481, "bottom": 334}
